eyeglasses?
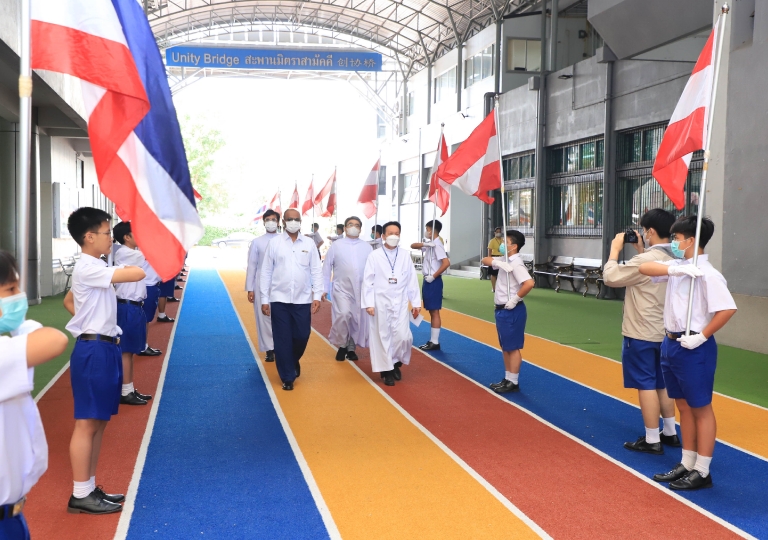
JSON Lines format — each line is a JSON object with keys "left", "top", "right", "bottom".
{"left": 90, "top": 231, "right": 112, "bottom": 238}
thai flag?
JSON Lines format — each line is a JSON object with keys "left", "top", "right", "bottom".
{"left": 31, "top": 0, "right": 203, "bottom": 281}
{"left": 252, "top": 204, "right": 269, "bottom": 223}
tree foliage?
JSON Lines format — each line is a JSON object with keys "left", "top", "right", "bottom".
{"left": 180, "top": 115, "right": 226, "bottom": 218}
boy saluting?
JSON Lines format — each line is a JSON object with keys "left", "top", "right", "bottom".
{"left": 63, "top": 208, "right": 146, "bottom": 514}
{"left": 639, "top": 216, "right": 737, "bottom": 490}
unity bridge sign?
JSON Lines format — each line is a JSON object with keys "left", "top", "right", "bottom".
{"left": 166, "top": 45, "right": 382, "bottom": 72}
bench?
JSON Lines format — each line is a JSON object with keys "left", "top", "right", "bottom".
{"left": 61, "top": 256, "right": 76, "bottom": 292}
{"left": 573, "top": 258, "right": 604, "bottom": 298}
{"left": 533, "top": 256, "right": 603, "bottom": 297}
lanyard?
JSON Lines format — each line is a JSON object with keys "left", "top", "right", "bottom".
{"left": 383, "top": 247, "right": 398, "bottom": 275}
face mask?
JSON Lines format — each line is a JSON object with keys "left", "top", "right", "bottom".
{"left": 265, "top": 221, "right": 278, "bottom": 233}
{"left": 284, "top": 220, "right": 301, "bottom": 233}
{"left": 0, "top": 292, "right": 29, "bottom": 333}
{"left": 370, "top": 233, "right": 375, "bottom": 239}
{"left": 498, "top": 244, "right": 506, "bottom": 255}
{"left": 346, "top": 227, "right": 360, "bottom": 237}
{"left": 385, "top": 235, "right": 400, "bottom": 247}
{"left": 495, "top": 233, "right": 502, "bottom": 238}
{"left": 670, "top": 239, "right": 688, "bottom": 259}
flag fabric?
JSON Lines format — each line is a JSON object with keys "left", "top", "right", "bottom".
{"left": 314, "top": 170, "right": 335, "bottom": 206}
{"left": 288, "top": 183, "right": 300, "bottom": 209}
{"left": 435, "top": 112, "right": 500, "bottom": 205}
{"left": 320, "top": 176, "right": 337, "bottom": 218}
{"left": 652, "top": 21, "right": 718, "bottom": 210}
{"left": 301, "top": 180, "right": 315, "bottom": 216}
{"left": 193, "top": 188, "right": 203, "bottom": 202}
{"left": 268, "top": 190, "right": 281, "bottom": 216}
{"left": 357, "top": 160, "right": 379, "bottom": 219}
{"left": 252, "top": 204, "right": 268, "bottom": 222}
{"left": 31, "top": 0, "right": 203, "bottom": 281}
{"left": 428, "top": 133, "right": 451, "bottom": 216}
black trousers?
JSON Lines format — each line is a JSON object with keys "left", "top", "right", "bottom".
{"left": 270, "top": 302, "right": 311, "bottom": 383}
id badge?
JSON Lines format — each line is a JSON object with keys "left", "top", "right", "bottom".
{"left": 388, "top": 277, "right": 398, "bottom": 284}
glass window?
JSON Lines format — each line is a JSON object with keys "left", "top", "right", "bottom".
{"left": 482, "top": 45, "right": 493, "bottom": 79}
{"left": 507, "top": 191, "right": 520, "bottom": 226}
{"left": 510, "top": 39, "right": 527, "bottom": 70}
{"left": 596, "top": 139, "right": 604, "bottom": 168}
{"left": 406, "top": 92, "right": 415, "bottom": 117}
{"left": 465, "top": 45, "right": 494, "bottom": 88}
{"left": 566, "top": 146, "right": 579, "bottom": 172}
{"left": 580, "top": 142, "right": 595, "bottom": 170}
{"left": 550, "top": 182, "right": 602, "bottom": 228}
{"left": 508, "top": 39, "right": 541, "bottom": 72}
{"left": 643, "top": 127, "right": 663, "bottom": 161}
{"left": 521, "top": 155, "right": 532, "bottom": 178}
{"left": 434, "top": 67, "right": 456, "bottom": 102}
{"left": 526, "top": 40, "right": 541, "bottom": 72}
{"left": 401, "top": 173, "right": 420, "bottom": 204}
{"left": 551, "top": 148, "right": 564, "bottom": 174}
{"left": 509, "top": 158, "right": 519, "bottom": 180}
{"left": 506, "top": 188, "right": 535, "bottom": 230}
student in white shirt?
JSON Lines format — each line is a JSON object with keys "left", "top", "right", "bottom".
{"left": 305, "top": 222, "right": 324, "bottom": 253}
{"left": 62, "top": 208, "right": 145, "bottom": 515}
{"left": 0, "top": 251, "right": 68, "bottom": 540}
{"left": 480, "top": 230, "right": 534, "bottom": 393}
{"left": 246, "top": 210, "right": 281, "bottom": 362}
{"left": 260, "top": 209, "right": 324, "bottom": 391}
{"left": 639, "top": 216, "right": 737, "bottom": 491}
{"left": 411, "top": 219, "right": 450, "bottom": 351}
{"left": 327, "top": 224, "right": 344, "bottom": 243}
{"left": 369, "top": 224, "right": 383, "bottom": 250}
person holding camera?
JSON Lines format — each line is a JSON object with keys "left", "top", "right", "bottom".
{"left": 603, "top": 209, "right": 680, "bottom": 454}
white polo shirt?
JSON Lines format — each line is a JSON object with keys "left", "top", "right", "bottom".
{"left": 0, "top": 334, "right": 48, "bottom": 505}
{"left": 113, "top": 245, "right": 147, "bottom": 302}
{"left": 65, "top": 253, "right": 121, "bottom": 338}
{"left": 260, "top": 233, "right": 324, "bottom": 305}
{"left": 492, "top": 254, "right": 533, "bottom": 305}
{"left": 421, "top": 237, "right": 448, "bottom": 277}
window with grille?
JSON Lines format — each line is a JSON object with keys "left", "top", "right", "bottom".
{"left": 465, "top": 45, "right": 494, "bottom": 88}
{"left": 434, "top": 67, "right": 456, "bottom": 103}
{"left": 401, "top": 173, "right": 420, "bottom": 204}
{"left": 502, "top": 151, "right": 535, "bottom": 236}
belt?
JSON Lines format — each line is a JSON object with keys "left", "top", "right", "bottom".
{"left": 666, "top": 330, "right": 700, "bottom": 340}
{"left": 77, "top": 334, "right": 120, "bottom": 345}
{"left": 117, "top": 299, "right": 144, "bottom": 307}
{"left": 494, "top": 302, "right": 522, "bottom": 310}
{"left": 0, "top": 498, "right": 25, "bottom": 521}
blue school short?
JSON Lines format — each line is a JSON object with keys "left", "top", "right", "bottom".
{"left": 422, "top": 276, "right": 443, "bottom": 311}
{"left": 661, "top": 335, "right": 717, "bottom": 408}
{"left": 143, "top": 284, "right": 159, "bottom": 322}
{"left": 117, "top": 302, "right": 148, "bottom": 354}
{"left": 0, "top": 511, "right": 29, "bottom": 540}
{"left": 70, "top": 339, "right": 122, "bottom": 420}
{"left": 621, "top": 337, "right": 665, "bottom": 390}
{"left": 495, "top": 301, "right": 527, "bottom": 351}
{"left": 158, "top": 278, "right": 176, "bottom": 298}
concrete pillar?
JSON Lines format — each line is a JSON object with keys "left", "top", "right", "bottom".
{"left": 39, "top": 134, "right": 53, "bottom": 297}
{"left": 599, "top": 60, "right": 616, "bottom": 298}
{"left": 533, "top": 6, "right": 549, "bottom": 265}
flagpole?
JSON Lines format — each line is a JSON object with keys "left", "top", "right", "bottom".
{"left": 334, "top": 165, "right": 338, "bottom": 227}
{"left": 685, "top": 4, "right": 728, "bottom": 336}
{"left": 17, "top": 0, "right": 32, "bottom": 292}
{"left": 428, "top": 124, "right": 445, "bottom": 279}
{"left": 494, "top": 96, "right": 511, "bottom": 300}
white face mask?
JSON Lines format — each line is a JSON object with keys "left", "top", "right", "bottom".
{"left": 284, "top": 220, "right": 301, "bottom": 233}
{"left": 264, "top": 221, "right": 278, "bottom": 233}
{"left": 346, "top": 226, "right": 360, "bottom": 237}
{"left": 385, "top": 235, "right": 400, "bottom": 247}
{"left": 495, "top": 232, "right": 502, "bottom": 238}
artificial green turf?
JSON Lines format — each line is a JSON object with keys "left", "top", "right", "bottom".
{"left": 26, "top": 293, "right": 74, "bottom": 397}
{"left": 434, "top": 275, "right": 768, "bottom": 408}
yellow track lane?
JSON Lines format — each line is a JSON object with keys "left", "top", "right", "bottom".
{"left": 220, "top": 270, "right": 543, "bottom": 540}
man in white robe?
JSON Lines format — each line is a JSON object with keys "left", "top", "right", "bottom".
{"left": 322, "top": 216, "right": 372, "bottom": 361}
{"left": 362, "top": 220, "right": 421, "bottom": 386}
{"left": 246, "top": 209, "right": 280, "bottom": 362}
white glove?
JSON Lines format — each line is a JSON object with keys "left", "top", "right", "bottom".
{"left": 11, "top": 319, "right": 43, "bottom": 337}
{"left": 668, "top": 265, "right": 704, "bottom": 278}
{"left": 422, "top": 241, "right": 435, "bottom": 248}
{"left": 494, "top": 261, "right": 514, "bottom": 273}
{"left": 424, "top": 275, "right": 435, "bottom": 283}
{"left": 677, "top": 333, "right": 708, "bottom": 349}
{"left": 504, "top": 296, "right": 522, "bottom": 310}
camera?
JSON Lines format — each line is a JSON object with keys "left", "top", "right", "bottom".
{"left": 624, "top": 229, "right": 639, "bottom": 244}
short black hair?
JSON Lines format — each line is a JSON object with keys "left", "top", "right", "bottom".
{"left": 426, "top": 219, "right": 442, "bottom": 233}
{"left": 312, "top": 223, "right": 319, "bottom": 228}
{"left": 506, "top": 230, "right": 525, "bottom": 251}
{"left": 640, "top": 208, "right": 676, "bottom": 239}
{"left": 0, "top": 251, "right": 19, "bottom": 286}
{"left": 494, "top": 226, "right": 501, "bottom": 232}
{"left": 336, "top": 224, "right": 345, "bottom": 232}
{"left": 372, "top": 225, "right": 383, "bottom": 234}
{"left": 67, "top": 207, "right": 112, "bottom": 246}
{"left": 382, "top": 221, "right": 401, "bottom": 234}
{"left": 670, "top": 215, "right": 715, "bottom": 248}
{"left": 345, "top": 216, "right": 362, "bottom": 227}
{"left": 113, "top": 221, "right": 132, "bottom": 245}
{"left": 263, "top": 209, "right": 280, "bottom": 221}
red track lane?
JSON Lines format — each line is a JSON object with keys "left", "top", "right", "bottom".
{"left": 312, "top": 304, "right": 738, "bottom": 539}
{"left": 25, "top": 294, "right": 181, "bottom": 540}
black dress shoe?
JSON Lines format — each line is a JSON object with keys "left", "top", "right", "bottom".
{"left": 282, "top": 381, "right": 294, "bottom": 391}
{"left": 265, "top": 350, "right": 275, "bottom": 362}
{"left": 120, "top": 393, "right": 147, "bottom": 405}
{"left": 418, "top": 341, "right": 441, "bottom": 351}
{"left": 660, "top": 433, "right": 682, "bottom": 447}
{"left": 67, "top": 492, "right": 122, "bottom": 514}
{"left": 624, "top": 436, "right": 664, "bottom": 455}
{"left": 176, "top": 278, "right": 186, "bottom": 282}
{"left": 94, "top": 486, "right": 125, "bottom": 504}
{"left": 346, "top": 350, "right": 359, "bottom": 361}
{"left": 489, "top": 378, "right": 507, "bottom": 389}
{"left": 653, "top": 463, "right": 690, "bottom": 483}
{"left": 133, "top": 390, "right": 152, "bottom": 401}
{"left": 295, "top": 361, "right": 301, "bottom": 377}
{"left": 670, "top": 470, "right": 713, "bottom": 491}
{"left": 383, "top": 372, "right": 395, "bottom": 386}
{"left": 137, "top": 347, "right": 162, "bottom": 357}
{"left": 174, "top": 285, "right": 183, "bottom": 290}
{"left": 493, "top": 380, "right": 520, "bottom": 393}
{"left": 157, "top": 315, "right": 175, "bottom": 323}
{"left": 335, "top": 347, "right": 347, "bottom": 361}
{"left": 393, "top": 363, "right": 402, "bottom": 381}
{"left": 166, "top": 297, "right": 180, "bottom": 303}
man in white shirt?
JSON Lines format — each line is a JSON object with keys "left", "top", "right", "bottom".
{"left": 362, "top": 221, "right": 421, "bottom": 387}
{"left": 327, "top": 224, "right": 344, "bottom": 244}
{"left": 305, "top": 222, "right": 324, "bottom": 253}
{"left": 246, "top": 210, "right": 281, "bottom": 362}
{"left": 369, "top": 224, "right": 383, "bottom": 250}
{"left": 322, "top": 216, "right": 372, "bottom": 361}
{"left": 260, "top": 209, "right": 324, "bottom": 391}
{"left": 410, "top": 219, "right": 450, "bottom": 351}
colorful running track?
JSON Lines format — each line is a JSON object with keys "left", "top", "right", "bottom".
{"left": 25, "top": 263, "right": 768, "bottom": 539}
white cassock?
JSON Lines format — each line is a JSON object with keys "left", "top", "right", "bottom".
{"left": 246, "top": 232, "right": 279, "bottom": 352}
{"left": 362, "top": 246, "right": 421, "bottom": 372}
{"left": 323, "top": 236, "right": 372, "bottom": 350}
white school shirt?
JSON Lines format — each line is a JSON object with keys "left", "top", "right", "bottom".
{"left": 492, "top": 254, "right": 533, "bottom": 305}
{"left": 141, "top": 257, "right": 161, "bottom": 287}
{"left": 652, "top": 254, "right": 737, "bottom": 333}
{"left": 421, "top": 237, "right": 448, "bottom": 276}
{"left": 65, "top": 253, "right": 121, "bottom": 338}
{"left": 260, "top": 232, "right": 324, "bottom": 305}
{"left": 0, "top": 334, "right": 48, "bottom": 505}
{"left": 311, "top": 231, "right": 324, "bottom": 247}
{"left": 369, "top": 238, "right": 383, "bottom": 250}
{"left": 113, "top": 245, "right": 148, "bottom": 302}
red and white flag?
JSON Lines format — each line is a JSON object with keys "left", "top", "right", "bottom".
{"left": 193, "top": 188, "right": 203, "bottom": 202}
{"left": 288, "top": 183, "right": 300, "bottom": 209}
{"left": 320, "top": 175, "right": 337, "bottom": 218}
{"left": 314, "top": 170, "right": 335, "bottom": 206}
{"left": 301, "top": 180, "right": 315, "bottom": 216}
{"left": 428, "top": 133, "right": 450, "bottom": 216}
{"left": 652, "top": 20, "right": 719, "bottom": 210}
{"left": 435, "top": 112, "right": 500, "bottom": 204}
{"left": 269, "top": 190, "right": 281, "bottom": 216}
{"left": 357, "top": 159, "right": 379, "bottom": 219}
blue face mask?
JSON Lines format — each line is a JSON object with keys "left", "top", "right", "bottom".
{"left": 498, "top": 243, "right": 506, "bottom": 255}
{"left": 670, "top": 239, "right": 687, "bottom": 259}
{"left": 0, "top": 292, "right": 28, "bottom": 333}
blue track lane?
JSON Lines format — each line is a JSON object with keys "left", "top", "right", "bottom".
{"left": 127, "top": 268, "right": 329, "bottom": 539}
{"left": 410, "top": 323, "right": 768, "bottom": 538}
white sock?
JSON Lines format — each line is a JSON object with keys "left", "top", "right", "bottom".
{"left": 158, "top": 312, "right": 166, "bottom": 318}
{"left": 662, "top": 417, "right": 677, "bottom": 436}
{"left": 645, "top": 427, "right": 661, "bottom": 444}
{"left": 681, "top": 449, "right": 698, "bottom": 471}
{"left": 694, "top": 455, "right": 712, "bottom": 477}
{"left": 73, "top": 478, "right": 95, "bottom": 498}
{"left": 505, "top": 371, "right": 519, "bottom": 384}
{"left": 121, "top": 382, "right": 135, "bottom": 396}
{"left": 430, "top": 327, "right": 440, "bottom": 344}
{"left": 145, "top": 343, "right": 149, "bottom": 350}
